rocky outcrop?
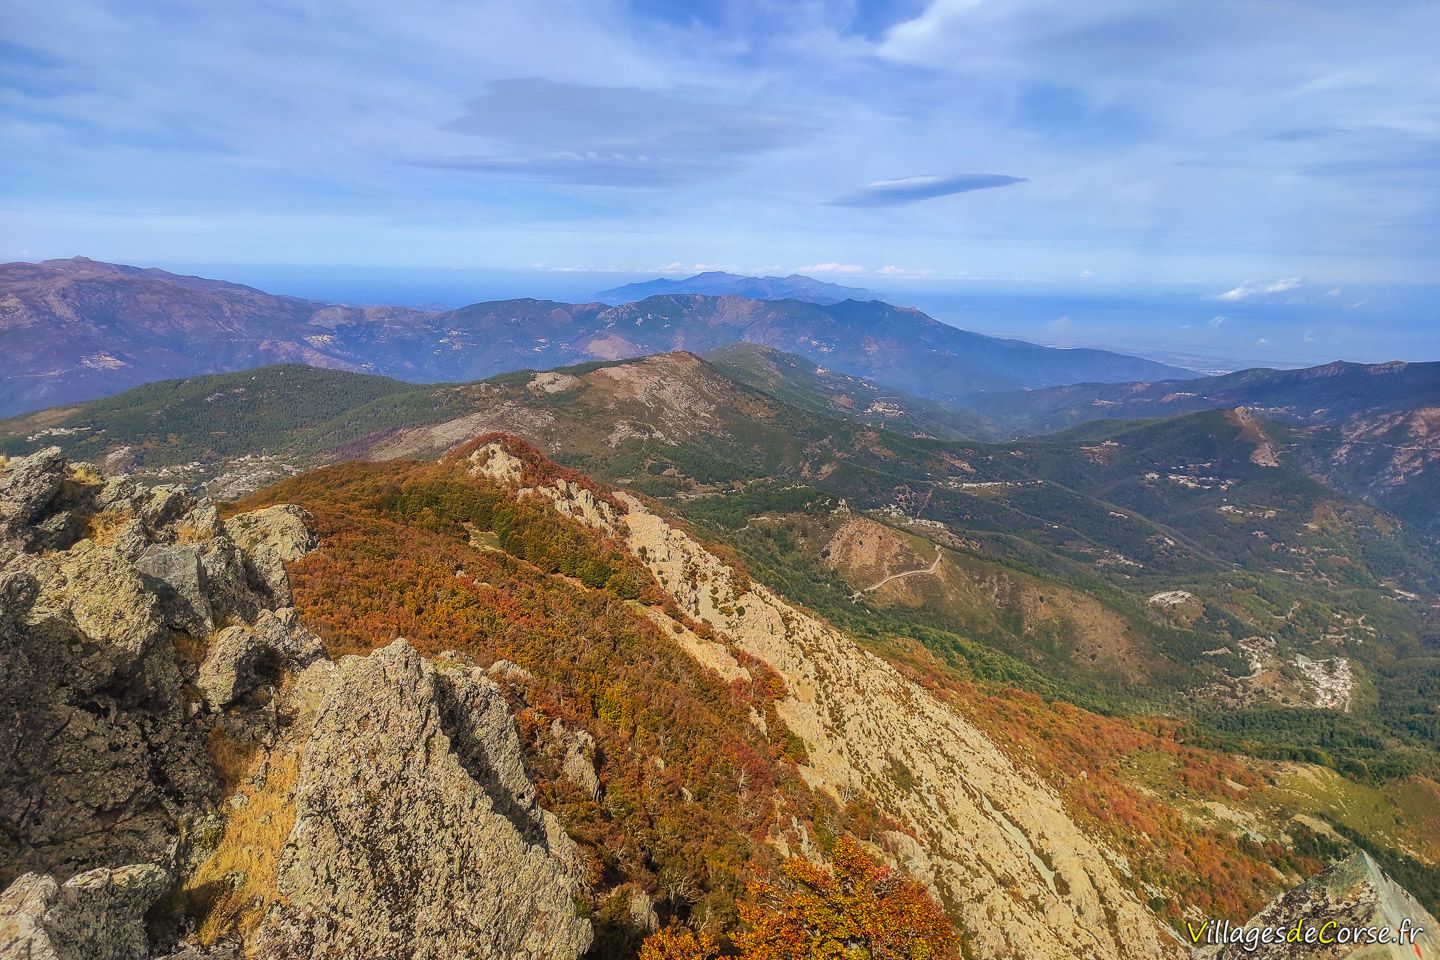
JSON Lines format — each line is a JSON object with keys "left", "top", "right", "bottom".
{"left": 0, "top": 448, "right": 68, "bottom": 547}
{"left": 0, "top": 449, "right": 317, "bottom": 887}
{"left": 196, "top": 610, "right": 323, "bottom": 710}
{"left": 552, "top": 721, "right": 602, "bottom": 801}
{"left": 1200, "top": 852, "right": 1439, "bottom": 958}
{"left": 0, "top": 864, "right": 169, "bottom": 960}
{"left": 257, "top": 638, "right": 592, "bottom": 960}
{"left": 221, "top": 505, "right": 314, "bottom": 607}
{"left": 135, "top": 544, "right": 214, "bottom": 635}
{"left": 3, "top": 449, "right": 593, "bottom": 960}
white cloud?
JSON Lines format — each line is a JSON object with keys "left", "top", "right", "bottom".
{"left": 876, "top": 264, "right": 936, "bottom": 277}
{"left": 1209, "top": 315, "right": 1228, "bottom": 329}
{"left": 1213, "top": 278, "right": 1305, "bottom": 302}
{"left": 795, "top": 262, "right": 865, "bottom": 275}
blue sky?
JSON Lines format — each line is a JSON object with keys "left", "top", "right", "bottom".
{"left": 2, "top": 0, "right": 1437, "bottom": 363}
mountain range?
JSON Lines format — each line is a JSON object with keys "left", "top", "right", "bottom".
{"left": 594, "top": 269, "right": 883, "bottom": 304}
{"left": 2, "top": 255, "right": 1438, "bottom": 959}
{"left": 4, "top": 388, "right": 1439, "bottom": 957}
{"left": 973, "top": 360, "right": 1440, "bottom": 437}
{"left": 0, "top": 257, "right": 1191, "bottom": 417}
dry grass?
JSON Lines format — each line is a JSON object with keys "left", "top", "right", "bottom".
{"left": 183, "top": 728, "right": 301, "bottom": 947}
{"left": 175, "top": 521, "right": 211, "bottom": 544}
{"left": 83, "top": 509, "right": 132, "bottom": 546}
{"left": 69, "top": 462, "right": 102, "bottom": 485}
{"left": 171, "top": 628, "right": 210, "bottom": 669}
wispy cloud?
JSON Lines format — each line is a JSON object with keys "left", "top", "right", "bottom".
{"left": 427, "top": 78, "right": 813, "bottom": 186}
{"left": 1212, "top": 278, "right": 1305, "bottom": 302}
{"left": 876, "top": 264, "right": 936, "bottom": 277}
{"left": 831, "top": 174, "right": 1028, "bottom": 207}
{"left": 794, "top": 262, "right": 865, "bottom": 274}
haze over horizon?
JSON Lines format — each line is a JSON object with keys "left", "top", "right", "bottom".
{"left": 3, "top": 1, "right": 1438, "bottom": 367}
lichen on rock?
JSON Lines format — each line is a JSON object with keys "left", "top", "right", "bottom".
{"left": 257, "top": 638, "right": 592, "bottom": 960}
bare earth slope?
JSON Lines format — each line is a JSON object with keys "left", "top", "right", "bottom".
{"left": 468, "top": 439, "right": 1185, "bottom": 960}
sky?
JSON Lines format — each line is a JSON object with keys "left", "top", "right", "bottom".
{"left": 2, "top": 0, "right": 1438, "bottom": 366}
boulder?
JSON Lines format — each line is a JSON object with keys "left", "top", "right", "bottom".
{"left": 0, "top": 864, "right": 170, "bottom": 960}
{"left": 0, "top": 448, "right": 66, "bottom": 529}
{"left": 257, "top": 638, "right": 592, "bottom": 960}
{"left": 198, "top": 537, "right": 263, "bottom": 623}
{"left": 139, "top": 486, "right": 190, "bottom": 532}
{"left": 135, "top": 545, "right": 214, "bottom": 635}
{"left": 111, "top": 520, "right": 151, "bottom": 563}
{"left": 562, "top": 730, "right": 602, "bottom": 802}
{"left": 250, "top": 609, "right": 325, "bottom": 668}
{"left": 487, "top": 659, "right": 533, "bottom": 684}
{"left": 30, "top": 541, "right": 165, "bottom": 690}
{"left": 197, "top": 625, "right": 263, "bottom": 710}
{"left": 222, "top": 506, "right": 314, "bottom": 606}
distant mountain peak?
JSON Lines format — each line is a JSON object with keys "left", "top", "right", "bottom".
{"left": 595, "top": 271, "right": 885, "bottom": 305}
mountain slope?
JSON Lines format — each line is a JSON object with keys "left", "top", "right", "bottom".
{"left": 0, "top": 257, "right": 434, "bottom": 415}
{"left": 0, "top": 258, "right": 1192, "bottom": 416}
{"left": 6, "top": 368, "right": 1440, "bottom": 942}
{"left": 552, "top": 294, "right": 1194, "bottom": 403}
{"left": 596, "top": 270, "right": 882, "bottom": 304}
{"left": 1203, "top": 852, "right": 1440, "bottom": 957}
{"left": 973, "top": 360, "right": 1440, "bottom": 438}
{"left": 8, "top": 355, "right": 1437, "bottom": 770}
{"left": 704, "top": 342, "right": 993, "bottom": 439}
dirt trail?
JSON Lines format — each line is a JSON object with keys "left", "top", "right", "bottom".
{"left": 856, "top": 551, "right": 942, "bottom": 596}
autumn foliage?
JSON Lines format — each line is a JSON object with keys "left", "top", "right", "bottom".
{"left": 239, "top": 453, "right": 895, "bottom": 954}
{"left": 735, "top": 837, "right": 957, "bottom": 960}
{"left": 639, "top": 925, "right": 721, "bottom": 960}
{"left": 642, "top": 838, "right": 957, "bottom": 960}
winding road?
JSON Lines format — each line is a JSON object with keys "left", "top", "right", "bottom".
{"left": 853, "top": 551, "right": 943, "bottom": 599}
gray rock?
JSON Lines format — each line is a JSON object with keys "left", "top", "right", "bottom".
{"left": 140, "top": 487, "right": 190, "bottom": 532}
{"left": 1, "top": 524, "right": 206, "bottom": 884}
{"left": 177, "top": 505, "right": 221, "bottom": 541}
{"left": 0, "top": 448, "right": 67, "bottom": 529}
{"left": 562, "top": 730, "right": 602, "bottom": 802}
{"left": 0, "top": 864, "right": 170, "bottom": 960}
{"left": 256, "top": 638, "right": 591, "bottom": 960}
{"left": 111, "top": 520, "right": 151, "bottom": 563}
{"left": 250, "top": 609, "right": 324, "bottom": 668}
{"left": 136, "top": 545, "right": 214, "bottom": 635}
{"left": 198, "top": 537, "right": 262, "bottom": 623}
{"left": 30, "top": 541, "right": 166, "bottom": 690}
{"left": 197, "top": 625, "right": 262, "bottom": 710}
{"left": 96, "top": 476, "right": 143, "bottom": 514}
{"left": 1204, "top": 851, "right": 1440, "bottom": 958}
{"left": 196, "top": 610, "right": 328, "bottom": 712}
{"left": 222, "top": 506, "right": 314, "bottom": 607}
{"left": 0, "top": 571, "right": 37, "bottom": 630}
{"left": 626, "top": 886, "right": 658, "bottom": 934}
{"left": 487, "top": 659, "right": 533, "bottom": 684}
